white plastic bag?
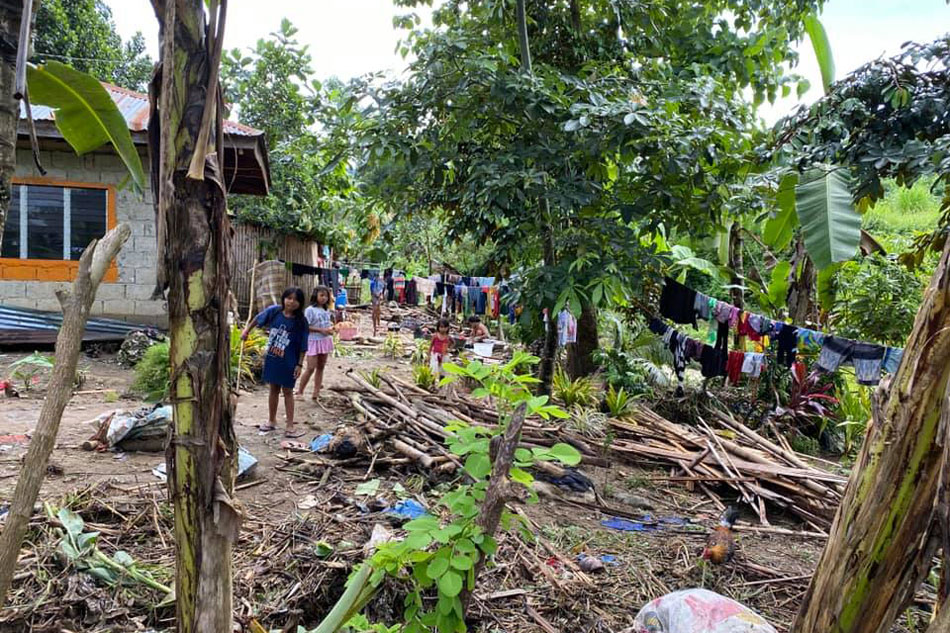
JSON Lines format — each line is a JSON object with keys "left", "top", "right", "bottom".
{"left": 632, "top": 588, "right": 777, "bottom": 633}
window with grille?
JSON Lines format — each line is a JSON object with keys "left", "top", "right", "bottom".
{"left": 1, "top": 183, "right": 108, "bottom": 261}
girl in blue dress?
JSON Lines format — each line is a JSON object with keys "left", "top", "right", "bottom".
{"left": 241, "top": 287, "right": 308, "bottom": 437}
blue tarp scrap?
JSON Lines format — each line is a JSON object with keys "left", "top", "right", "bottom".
{"left": 385, "top": 499, "right": 429, "bottom": 520}
{"left": 600, "top": 515, "right": 689, "bottom": 532}
{"left": 310, "top": 434, "right": 333, "bottom": 452}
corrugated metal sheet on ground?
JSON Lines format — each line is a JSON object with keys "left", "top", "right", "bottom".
{"left": 0, "top": 305, "right": 144, "bottom": 345}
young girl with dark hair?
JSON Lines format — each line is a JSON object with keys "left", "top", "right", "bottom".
{"left": 297, "top": 286, "right": 334, "bottom": 401}
{"left": 242, "top": 287, "right": 308, "bottom": 437}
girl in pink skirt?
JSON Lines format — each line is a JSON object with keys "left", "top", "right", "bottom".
{"left": 296, "top": 286, "right": 334, "bottom": 401}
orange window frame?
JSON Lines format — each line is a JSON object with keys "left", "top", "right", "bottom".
{"left": 0, "top": 177, "right": 118, "bottom": 283}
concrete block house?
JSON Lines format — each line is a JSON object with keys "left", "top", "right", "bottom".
{"left": 0, "top": 83, "right": 270, "bottom": 326}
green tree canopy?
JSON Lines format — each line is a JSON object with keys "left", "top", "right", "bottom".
{"left": 360, "top": 0, "right": 823, "bottom": 331}
{"left": 223, "top": 19, "right": 368, "bottom": 251}
{"left": 33, "top": 0, "right": 153, "bottom": 92}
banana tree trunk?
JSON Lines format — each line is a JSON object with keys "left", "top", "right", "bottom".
{"left": 0, "top": 0, "right": 23, "bottom": 248}
{"left": 150, "top": 2, "right": 238, "bottom": 631}
{"left": 787, "top": 238, "right": 817, "bottom": 324}
{"left": 792, "top": 236, "right": 950, "bottom": 633}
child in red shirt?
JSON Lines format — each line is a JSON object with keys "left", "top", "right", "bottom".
{"left": 429, "top": 318, "right": 451, "bottom": 375}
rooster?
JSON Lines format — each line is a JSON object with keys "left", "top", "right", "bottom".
{"left": 702, "top": 506, "right": 740, "bottom": 564}
{"left": 0, "top": 379, "right": 18, "bottom": 398}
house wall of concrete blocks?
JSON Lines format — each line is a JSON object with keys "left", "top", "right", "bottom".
{"left": 0, "top": 148, "right": 167, "bottom": 325}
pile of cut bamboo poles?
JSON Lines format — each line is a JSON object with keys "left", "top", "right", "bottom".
{"left": 331, "top": 370, "right": 607, "bottom": 472}
{"left": 609, "top": 407, "right": 846, "bottom": 532}
{"left": 331, "top": 372, "right": 845, "bottom": 531}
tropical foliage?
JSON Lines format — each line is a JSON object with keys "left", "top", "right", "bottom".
{"left": 33, "top": 0, "right": 153, "bottom": 91}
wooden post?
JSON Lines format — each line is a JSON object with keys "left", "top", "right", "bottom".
{"left": 0, "top": 224, "right": 130, "bottom": 605}
{"left": 236, "top": 260, "right": 257, "bottom": 392}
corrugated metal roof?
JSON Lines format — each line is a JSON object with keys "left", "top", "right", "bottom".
{"left": 21, "top": 82, "right": 263, "bottom": 137}
{"left": 0, "top": 305, "right": 147, "bottom": 345}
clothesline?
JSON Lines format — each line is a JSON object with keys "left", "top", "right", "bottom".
{"left": 656, "top": 277, "right": 904, "bottom": 387}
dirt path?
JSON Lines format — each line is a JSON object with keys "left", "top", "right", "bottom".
{"left": 0, "top": 343, "right": 412, "bottom": 515}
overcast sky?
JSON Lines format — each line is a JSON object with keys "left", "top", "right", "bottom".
{"left": 105, "top": 0, "right": 949, "bottom": 123}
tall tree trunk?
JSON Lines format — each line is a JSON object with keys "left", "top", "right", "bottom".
{"left": 150, "top": 2, "right": 239, "bottom": 631}
{"left": 792, "top": 236, "right": 950, "bottom": 633}
{"left": 0, "top": 0, "right": 24, "bottom": 248}
{"left": 567, "top": 301, "right": 598, "bottom": 378}
{"left": 569, "top": 0, "right": 581, "bottom": 35}
{"left": 0, "top": 224, "right": 129, "bottom": 606}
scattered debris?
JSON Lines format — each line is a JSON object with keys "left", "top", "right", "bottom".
{"left": 83, "top": 405, "right": 172, "bottom": 452}
{"left": 116, "top": 329, "right": 166, "bottom": 368}
{"left": 153, "top": 446, "right": 258, "bottom": 481}
{"left": 633, "top": 588, "right": 777, "bottom": 633}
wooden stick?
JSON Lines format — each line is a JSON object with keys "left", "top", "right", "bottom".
{"left": 236, "top": 258, "right": 258, "bottom": 393}
{"left": 0, "top": 225, "right": 130, "bottom": 603}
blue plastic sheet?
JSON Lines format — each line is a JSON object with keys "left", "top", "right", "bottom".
{"left": 600, "top": 515, "right": 688, "bottom": 532}
{"left": 386, "top": 499, "right": 428, "bottom": 520}
{"left": 310, "top": 434, "right": 333, "bottom": 452}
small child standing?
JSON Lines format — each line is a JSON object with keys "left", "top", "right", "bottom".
{"left": 297, "top": 286, "right": 334, "bottom": 401}
{"left": 429, "top": 318, "right": 452, "bottom": 375}
{"left": 242, "top": 287, "right": 308, "bottom": 437}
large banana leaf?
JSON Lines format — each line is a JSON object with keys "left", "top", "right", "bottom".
{"left": 804, "top": 12, "right": 835, "bottom": 94}
{"left": 763, "top": 173, "right": 799, "bottom": 250}
{"left": 27, "top": 62, "right": 145, "bottom": 192}
{"left": 795, "top": 167, "right": 861, "bottom": 270}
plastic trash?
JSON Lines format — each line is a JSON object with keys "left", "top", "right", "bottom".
{"left": 386, "top": 499, "right": 428, "bottom": 520}
{"left": 601, "top": 517, "right": 655, "bottom": 532}
{"left": 154, "top": 446, "right": 257, "bottom": 482}
{"left": 632, "top": 588, "right": 777, "bottom": 633}
{"left": 601, "top": 515, "right": 689, "bottom": 532}
{"left": 310, "top": 434, "right": 333, "bottom": 452}
{"left": 103, "top": 405, "right": 172, "bottom": 448}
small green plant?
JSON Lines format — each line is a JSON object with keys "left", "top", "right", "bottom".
{"left": 604, "top": 384, "right": 632, "bottom": 417}
{"left": 412, "top": 363, "right": 437, "bottom": 390}
{"left": 323, "top": 352, "right": 577, "bottom": 633}
{"left": 383, "top": 333, "right": 404, "bottom": 359}
{"left": 361, "top": 368, "right": 383, "bottom": 389}
{"left": 566, "top": 405, "right": 607, "bottom": 438}
{"left": 334, "top": 334, "right": 354, "bottom": 358}
{"left": 133, "top": 342, "right": 170, "bottom": 401}
{"left": 8, "top": 352, "right": 55, "bottom": 391}
{"left": 552, "top": 367, "right": 596, "bottom": 408}
{"left": 411, "top": 339, "right": 429, "bottom": 365}
{"left": 104, "top": 390, "right": 119, "bottom": 403}
{"left": 836, "top": 377, "right": 872, "bottom": 454}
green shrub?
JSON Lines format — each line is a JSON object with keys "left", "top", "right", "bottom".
{"left": 604, "top": 384, "right": 632, "bottom": 417}
{"left": 829, "top": 254, "right": 923, "bottom": 346}
{"left": 412, "top": 363, "right": 437, "bottom": 390}
{"left": 133, "top": 342, "right": 170, "bottom": 401}
{"left": 552, "top": 367, "right": 596, "bottom": 408}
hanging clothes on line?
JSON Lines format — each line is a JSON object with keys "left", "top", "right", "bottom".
{"left": 659, "top": 278, "right": 698, "bottom": 327}
{"left": 558, "top": 310, "right": 578, "bottom": 347}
